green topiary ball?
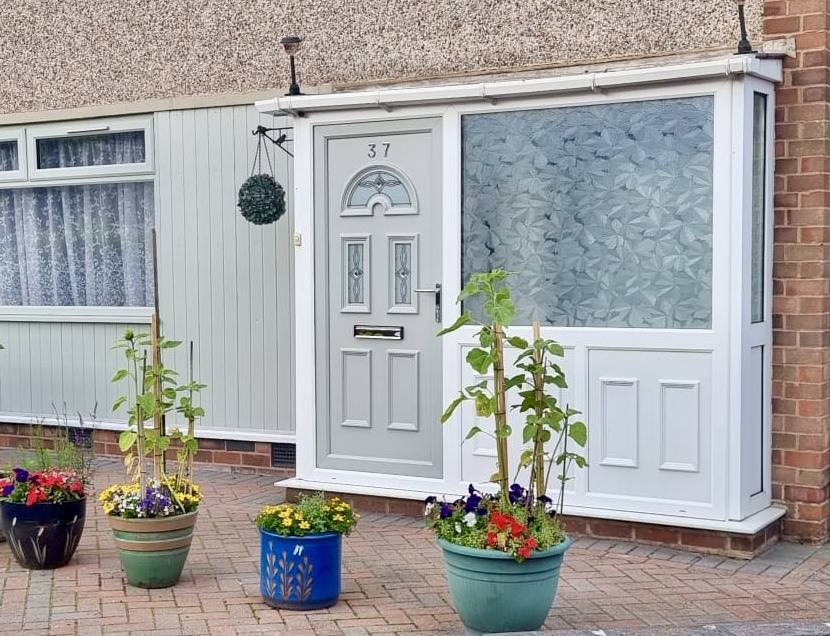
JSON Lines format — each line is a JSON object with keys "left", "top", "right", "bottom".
{"left": 237, "top": 174, "right": 286, "bottom": 225}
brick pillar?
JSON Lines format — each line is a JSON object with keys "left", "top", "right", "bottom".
{"left": 765, "top": 0, "right": 830, "bottom": 542}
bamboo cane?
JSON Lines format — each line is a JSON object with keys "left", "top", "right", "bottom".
{"left": 493, "top": 323, "right": 510, "bottom": 500}
{"left": 151, "top": 229, "right": 165, "bottom": 479}
{"left": 531, "top": 321, "right": 546, "bottom": 510}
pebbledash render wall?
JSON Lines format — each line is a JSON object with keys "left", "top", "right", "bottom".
{"left": 4, "top": 0, "right": 830, "bottom": 546}
{"left": 0, "top": 1, "right": 759, "bottom": 116}
{"left": 766, "top": 0, "right": 830, "bottom": 543}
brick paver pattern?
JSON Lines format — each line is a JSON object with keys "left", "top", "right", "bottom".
{"left": 2, "top": 458, "right": 830, "bottom": 635}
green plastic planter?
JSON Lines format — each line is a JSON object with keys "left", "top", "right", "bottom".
{"left": 438, "top": 535, "right": 571, "bottom": 635}
{"left": 107, "top": 511, "right": 198, "bottom": 588}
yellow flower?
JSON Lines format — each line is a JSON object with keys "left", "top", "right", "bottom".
{"left": 281, "top": 517, "right": 293, "bottom": 527}
{"left": 299, "top": 521, "right": 310, "bottom": 530}
{"left": 333, "top": 514, "right": 344, "bottom": 522}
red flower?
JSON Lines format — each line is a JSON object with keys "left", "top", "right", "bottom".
{"left": 25, "top": 487, "right": 47, "bottom": 506}
{"left": 525, "top": 537, "right": 538, "bottom": 550}
{"left": 490, "top": 512, "right": 509, "bottom": 532}
{"left": 486, "top": 531, "right": 498, "bottom": 547}
{"left": 517, "top": 545, "right": 531, "bottom": 559}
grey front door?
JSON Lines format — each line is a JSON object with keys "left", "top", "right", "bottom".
{"left": 314, "top": 118, "right": 443, "bottom": 478}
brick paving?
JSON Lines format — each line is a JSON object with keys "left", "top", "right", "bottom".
{"left": 1, "top": 458, "right": 830, "bottom": 635}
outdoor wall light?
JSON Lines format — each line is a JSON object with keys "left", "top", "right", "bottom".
{"left": 733, "top": 0, "right": 755, "bottom": 54}
{"left": 280, "top": 36, "right": 303, "bottom": 96}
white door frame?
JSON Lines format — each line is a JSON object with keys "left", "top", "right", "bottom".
{"left": 260, "top": 55, "right": 785, "bottom": 530}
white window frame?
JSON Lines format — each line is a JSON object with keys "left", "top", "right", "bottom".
{"left": 0, "top": 115, "right": 156, "bottom": 323}
{"left": 0, "top": 127, "right": 27, "bottom": 182}
{"left": 26, "top": 114, "right": 154, "bottom": 181}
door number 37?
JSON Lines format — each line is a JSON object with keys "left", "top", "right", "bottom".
{"left": 367, "top": 142, "right": 390, "bottom": 158}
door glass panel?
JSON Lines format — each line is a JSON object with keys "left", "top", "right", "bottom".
{"left": 341, "top": 235, "right": 370, "bottom": 312}
{"left": 751, "top": 92, "right": 768, "bottom": 324}
{"left": 0, "top": 140, "right": 18, "bottom": 171}
{"left": 394, "top": 243, "right": 412, "bottom": 304}
{"left": 461, "top": 96, "right": 714, "bottom": 329}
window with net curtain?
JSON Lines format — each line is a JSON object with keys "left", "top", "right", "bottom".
{"left": 0, "top": 131, "right": 154, "bottom": 307}
{"left": 461, "top": 96, "right": 714, "bottom": 329}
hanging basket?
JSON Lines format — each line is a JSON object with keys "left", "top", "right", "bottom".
{"left": 238, "top": 174, "right": 286, "bottom": 225}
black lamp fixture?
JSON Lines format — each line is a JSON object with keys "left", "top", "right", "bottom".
{"left": 733, "top": 0, "right": 755, "bottom": 54}
{"left": 280, "top": 35, "right": 303, "bottom": 96}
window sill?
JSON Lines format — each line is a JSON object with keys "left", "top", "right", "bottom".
{"left": 0, "top": 306, "right": 153, "bottom": 324}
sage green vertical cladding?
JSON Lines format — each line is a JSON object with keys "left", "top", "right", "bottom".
{"left": 0, "top": 321, "right": 147, "bottom": 421}
{"left": 154, "top": 105, "right": 294, "bottom": 434}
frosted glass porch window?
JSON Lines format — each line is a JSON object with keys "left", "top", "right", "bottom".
{"left": 751, "top": 93, "right": 768, "bottom": 324}
{"left": 461, "top": 96, "right": 714, "bottom": 329}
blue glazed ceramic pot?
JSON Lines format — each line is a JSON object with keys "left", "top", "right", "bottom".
{"left": 259, "top": 529, "right": 342, "bottom": 610}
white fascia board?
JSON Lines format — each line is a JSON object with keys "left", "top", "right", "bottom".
{"left": 256, "top": 56, "right": 782, "bottom": 116}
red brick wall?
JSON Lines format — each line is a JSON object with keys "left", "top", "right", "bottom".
{"left": 0, "top": 423, "right": 294, "bottom": 478}
{"left": 765, "top": 0, "right": 830, "bottom": 542}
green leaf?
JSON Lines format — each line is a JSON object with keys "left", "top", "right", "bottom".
{"left": 522, "top": 423, "right": 536, "bottom": 444}
{"left": 112, "top": 396, "right": 128, "bottom": 412}
{"left": 437, "top": 312, "right": 471, "bottom": 336}
{"left": 136, "top": 393, "right": 157, "bottom": 414}
{"left": 474, "top": 393, "right": 493, "bottom": 418}
{"left": 111, "top": 369, "right": 129, "bottom": 383}
{"left": 495, "top": 423, "right": 512, "bottom": 438}
{"left": 466, "top": 348, "right": 493, "bottom": 374}
{"left": 118, "top": 430, "right": 138, "bottom": 452}
{"left": 464, "top": 426, "right": 484, "bottom": 440}
{"left": 440, "top": 395, "right": 466, "bottom": 423}
{"left": 506, "top": 336, "right": 528, "bottom": 350}
{"left": 569, "top": 421, "right": 588, "bottom": 447}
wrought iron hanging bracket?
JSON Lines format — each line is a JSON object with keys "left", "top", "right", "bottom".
{"left": 252, "top": 126, "right": 294, "bottom": 158}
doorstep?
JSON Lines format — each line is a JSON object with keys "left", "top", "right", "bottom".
{"left": 280, "top": 478, "right": 786, "bottom": 560}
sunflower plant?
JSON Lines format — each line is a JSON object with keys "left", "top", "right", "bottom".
{"left": 101, "top": 329, "right": 206, "bottom": 519}
{"left": 254, "top": 492, "right": 359, "bottom": 537}
{"left": 425, "top": 270, "right": 587, "bottom": 562}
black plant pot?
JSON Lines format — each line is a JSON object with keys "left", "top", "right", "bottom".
{"left": 0, "top": 498, "right": 86, "bottom": 569}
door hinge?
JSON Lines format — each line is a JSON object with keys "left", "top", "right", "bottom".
{"left": 293, "top": 232, "right": 302, "bottom": 247}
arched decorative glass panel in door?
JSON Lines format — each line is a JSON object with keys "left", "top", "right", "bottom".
{"left": 461, "top": 96, "right": 714, "bottom": 329}
{"left": 341, "top": 166, "right": 417, "bottom": 216}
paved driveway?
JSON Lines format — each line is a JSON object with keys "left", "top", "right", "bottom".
{"left": 1, "top": 457, "right": 830, "bottom": 635}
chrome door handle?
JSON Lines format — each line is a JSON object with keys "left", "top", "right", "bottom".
{"left": 414, "top": 283, "right": 442, "bottom": 323}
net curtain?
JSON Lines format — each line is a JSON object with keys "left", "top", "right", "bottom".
{"left": 0, "top": 134, "right": 154, "bottom": 307}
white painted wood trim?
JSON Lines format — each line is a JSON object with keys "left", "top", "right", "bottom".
{"left": 292, "top": 114, "right": 317, "bottom": 480}
{"left": 257, "top": 56, "right": 782, "bottom": 116}
{"left": 0, "top": 307, "right": 153, "bottom": 323}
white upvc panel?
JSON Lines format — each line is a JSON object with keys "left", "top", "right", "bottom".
{"left": 285, "top": 56, "right": 780, "bottom": 528}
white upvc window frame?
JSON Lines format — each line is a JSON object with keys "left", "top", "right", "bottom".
{"left": 26, "top": 114, "right": 154, "bottom": 181}
{"left": 259, "top": 55, "right": 784, "bottom": 531}
{"left": 0, "top": 126, "right": 27, "bottom": 182}
{"left": 0, "top": 114, "right": 156, "bottom": 324}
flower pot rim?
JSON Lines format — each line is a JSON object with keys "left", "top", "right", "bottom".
{"left": 259, "top": 528, "right": 342, "bottom": 539}
{"left": 437, "top": 533, "right": 571, "bottom": 560}
{"left": 1, "top": 495, "right": 87, "bottom": 505}
{"left": 106, "top": 509, "right": 198, "bottom": 532}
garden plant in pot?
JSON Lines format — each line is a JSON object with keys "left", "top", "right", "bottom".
{"left": 0, "top": 419, "right": 94, "bottom": 569}
{"left": 254, "top": 492, "right": 359, "bottom": 610}
{"left": 425, "top": 270, "right": 587, "bottom": 635}
{"left": 100, "top": 329, "right": 205, "bottom": 589}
